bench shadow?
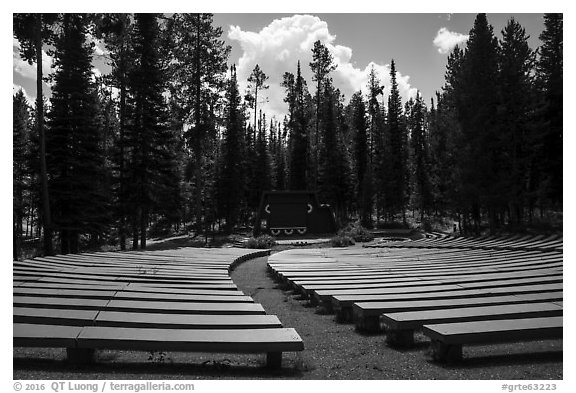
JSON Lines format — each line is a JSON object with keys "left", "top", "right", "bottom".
{"left": 13, "top": 357, "right": 304, "bottom": 379}
{"left": 387, "top": 342, "right": 430, "bottom": 352}
{"left": 427, "top": 350, "right": 563, "bottom": 369}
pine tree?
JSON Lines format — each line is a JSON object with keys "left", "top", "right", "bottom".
{"left": 317, "top": 83, "right": 352, "bottom": 224}
{"left": 459, "top": 14, "right": 501, "bottom": 232}
{"left": 246, "top": 64, "right": 269, "bottom": 136}
{"left": 385, "top": 60, "right": 408, "bottom": 222}
{"left": 218, "top": 65, "right": 245, "bottom": 231}
{"left": 273, "top": 120, "right": 287, "bottom": 190}
{"left": 367, "top": 65, "right": 384, "bottom": 164}
{"left": 498, "top": 18, "right": 536, "bottom": 225}
{"left": 284, "top": 61, "right": 311, "bottom": 190}
{"left": 350, "top": 91, "right": 372, "bottom": 227}
{"left": 126, "top": 13, "right": 179, "bottom": 249}
{"left": 94, "top": 13, "right": 135, "bottom": 250}
{"left": 536, "top": 13, "right": 563, "bottom": 207}
{"left": 13, "top": 90, "right": 31, "bottom": 259}
{"left": 408, "top": 93, "right": 432, "bottom": 220}
{"left": 433, "top": 47, "right": 464, "bottom": 218}
{"left": 254, "top": 111, "right": 273, "bottom": 201}
{"left": 310, "top": 40, "right": 337, "bottom": 188}
{"left": 13, "top": 13, "right": 59, "bottom": 255}
{"left": 169, "top": 13, "right": 230, "bottom": 234}
{"left": 46, "top": 13, "right": 110, "bottom": 254}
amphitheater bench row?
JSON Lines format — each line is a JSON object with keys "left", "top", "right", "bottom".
{"left": 378, "top": 302, "right": 563, "bottom": 348}
{"left": 14, "top": 249, "right": 305, "bottom": 369}
{"left": 422, "top": 317, "right": 563, "bottom": 363}
{"left": 14, "top": 323, "right": 304, "bottom": 369}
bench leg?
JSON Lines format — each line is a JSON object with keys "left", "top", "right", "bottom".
{"left": 430, "top": 340, "right": 463, "bottom": 363}
{"left": 335, "top": 307, "right": 353, "bottom": 323}
{"left": 356, "top": 316, "right": 381, "bottom": 333}
{"left": 386, "top": 329, "right": 414, "bottom": 348}
{"left": 266, "top": 352, "right": 282, "bottom": 369}
{"left": 66, "top": 348, "right": 95, "bottom": 364}
{"left": 320, "top": 299, "right": 333, "bottom": 313}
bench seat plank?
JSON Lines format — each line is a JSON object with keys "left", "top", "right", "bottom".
{"left": 422, "top": 316, "right": 563, "bottom": 345}
{"left": 76, "top": 326, "right": 304, "bottom": 353}
{"left": 35, "top": 277, "right": 238, "bottom": 290}
{"left": 299, "top": 271, "right": 562, "bottom": 291}
{"left": 14, "top": 296, "right": 110, "bottom": 310}
{"left": 104, "top": 300, "right": 266, "bottom": 315}
{"left": 95, "top": 312, "right": 283, "bottom": 329}
{"left": 331, "top": 283, "right": 563, "bottom": 305}
{"left": 13, "top": 308, "right": 99, "bottom": 326}
{"left": 382, "top": 302, "right": 563, "bottom": 331}
{"left": 112, "top": 292, "right": 253, "bottom": 303}
{"left": 14, "top": 323, "right": 82, "bottom": 347}
{"left": 13, "top": 308, "right": 283, "bottom": 329}
{"left": 14, "top": 288, "right": 117, "bottom": 300}
{"left": 352, "top": 292, "right": 563, "bottom": 332}
{"left": 13, "top": 288, "right": 253, "bottom": 303}
{"left": 422, "top": 317, "right": 563, "bottom": 362}
{"left": 13, "top": 297, "right": 265, "bottom": 314}
{"left": 353, "top": 292, "right": 563, "bottom": 317}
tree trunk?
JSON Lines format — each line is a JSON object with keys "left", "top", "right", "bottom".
{"left": 132, "top": 210, "right": 139, "bottom": 250}
{"left": 118, "top": 62, "right": 127, "bottom": 251}
{"left": 254, "top": 86, "right": 258, "bottom": 133}
{"left": 36, "top": 15, "right": 53, "bottom": 256}
{"left": 70, "top": 230, "right": 79, "bottom": 254}
{"left": 193, "top": 13, "right": 204, "bottom": 235}
{"left": 14, "top": 211, "right": 20, "bottom": 260}
{"left": 61, "top": 229, "right": 69, "bottom": 255}
{"left": 140, "top": 208, "right": 147, "bottom": 249}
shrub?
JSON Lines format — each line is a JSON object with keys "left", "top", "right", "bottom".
{"left": 245, "top": 234, "right": 277, "bottom": 249}
{"left": 330, "top": 234, "right": 355, "bottom": 247}
{"left": 342, "top": 221, "right": 375, "bottom": 242}
{"left": 421, "top": 219, "right": 433, "bottom": 233}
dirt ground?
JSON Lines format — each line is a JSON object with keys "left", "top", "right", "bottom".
{"left": 13, "top": 251, "right": 562, "bottom": 380}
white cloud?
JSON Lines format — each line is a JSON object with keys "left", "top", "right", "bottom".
{"left": 228, "top": 14, "right": 418, "bottom": 120}
{"left": 433, "top": 27, "right": 469, "bottom": 54}
{"left": 13, "top": 38, "right": 54, "bottom": 80}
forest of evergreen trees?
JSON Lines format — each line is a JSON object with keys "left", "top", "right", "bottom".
{"left": 13, "top": 13, "right": 563, "bottom": 258}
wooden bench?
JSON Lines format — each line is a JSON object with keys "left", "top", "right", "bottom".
{"left": 380, "top": 302, "right": 563, "bottom": 347}
{"left": 13, "top": 308, "right": 283, "bottom": 329}
{"left": 13, "top": 296, "right": 266, "bottom": 315}
{"left": 14, "top": 248, "right": 303, "bottom": 369}
{"left": 13, "top": 323, "right": 303, "bottom": 368}
{"left": 352, "top": 291, "right": 563, "bottom": 333}
{"left": 422, "top": 316, "right": 563, "bottom": 363}
{"left": 18, "top": 282, "right": 246, "bottom": 296}
{"left": 297, "top": 270, "right": 561, "bottom": 297}
{"left": 325, "top": 282, "right": 562, "bottom": 319}
{"left": 13, "top": 288, "right": 254, "bottom": 303}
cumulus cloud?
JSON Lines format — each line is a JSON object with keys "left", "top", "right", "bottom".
{"left": 433, "top": 27, "right": 469, "bottom": 54}
{"left": 228, "top": 14, "right": 418, "bottom": 120}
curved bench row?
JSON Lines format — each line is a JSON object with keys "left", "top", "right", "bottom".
{"left": 268, "top": 238, "right": 562, "bottom": 364}
{"left": 13, "top": 248, "right": 304, "bottom": 369}
{"left": 371, "top": 234, "right": 562, "bottom": 253}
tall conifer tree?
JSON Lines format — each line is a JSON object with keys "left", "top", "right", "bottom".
{"left": 47, "top": 13, "right": 109, "bottom": 254}
{"left": 536, "top": 13, "right": 563, "bottom": 206}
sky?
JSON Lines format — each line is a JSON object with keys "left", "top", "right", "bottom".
{"left": 213, "top": 13, "right": 545, "bottom": 118}
{"left": 13, "top": 13, "right": 547, "bottom": 121}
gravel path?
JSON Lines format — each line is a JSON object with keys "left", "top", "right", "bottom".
{"left": 230, "top": 255, "right": 563, "bottom": 380}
